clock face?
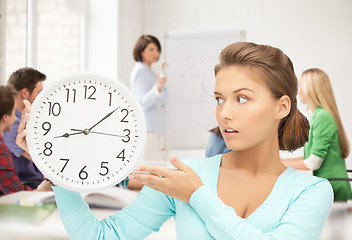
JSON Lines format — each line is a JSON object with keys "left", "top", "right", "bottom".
{"left": 26, "top": 73, "right": 146, "bottom": 192}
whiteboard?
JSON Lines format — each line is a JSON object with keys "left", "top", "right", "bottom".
{"left": 164, "top": 29, "right": 246, "bottom": 149}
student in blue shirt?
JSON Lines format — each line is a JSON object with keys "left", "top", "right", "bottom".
{"left": 130, "top": 35, "right": 167, "bottom": 163}
{"left": 17, "top": 42, "right": 333, "bottom": 239}
{"left": 206, "top": 126, "right": 231, "bottom": 157}
{"left": 3, "top": 67, "right": 46, "bottom": 188}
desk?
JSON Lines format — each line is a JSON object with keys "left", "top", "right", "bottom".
{"left": 0, "top": 191, "right": 176, "bottom": 240}
{"left": 319, "top": 201, "right": 352, "bottom": 240}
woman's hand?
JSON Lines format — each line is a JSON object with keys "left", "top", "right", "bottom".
{"left": 16, "top": 100, "right": 31, "bottom": 153}
{"left": 156, "top": 74, "right": 167, "bottom": 92}
{"left": 130, "top": 155, "right": 203, "bottom": 203}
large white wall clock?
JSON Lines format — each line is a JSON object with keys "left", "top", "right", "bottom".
{"left": 26, "top": 73, "right": 146, "bottom": 192}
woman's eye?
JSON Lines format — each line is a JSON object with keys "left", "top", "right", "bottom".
{"left": 216, "top": 97, "right": 224, "bottom": 104}
{"left": 237, "top": 96, "right": 248, "bottom": 103}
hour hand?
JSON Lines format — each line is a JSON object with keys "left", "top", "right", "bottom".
{"left": 54, "top": 131, "right": 84, "bottom": 138}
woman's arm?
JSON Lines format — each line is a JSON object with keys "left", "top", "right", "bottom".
{"left": 281, "top": 156, "right": 309, "bottom": 169}
{"left": 53, "top": 185, "right": 175, "bottom": 240}
{"left": 131, "top": 67, "right": 167, "bottom": 110}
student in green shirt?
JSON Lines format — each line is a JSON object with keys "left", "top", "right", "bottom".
{"left": 282, "top": 68, "right": 352, "bottom": 201}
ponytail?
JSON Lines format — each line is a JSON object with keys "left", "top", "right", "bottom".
{"left": 278, "top": 100, "right": 310, "bottom": 151}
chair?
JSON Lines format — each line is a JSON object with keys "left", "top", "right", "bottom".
{"left": 327, "top": 170, "right": 352, "bottom": 182}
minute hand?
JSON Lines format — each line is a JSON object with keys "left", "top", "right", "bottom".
{"left": 89, "top": 107, "right": 119, "bottom": 131}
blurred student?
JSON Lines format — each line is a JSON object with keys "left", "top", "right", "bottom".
{"left": 3, "top": 67, "right": 46, "bottom": 188}
{"left": 282, "top": 68, "right": 351, "bottom": 201}
{"left": 130, "top": 35, "right": 167, "bottom": 163}
{"left": 0, "top": 85, "right": 50, "bottom": 195}
{"left": 206, "top": 126, "right": 231, "bottom": 157}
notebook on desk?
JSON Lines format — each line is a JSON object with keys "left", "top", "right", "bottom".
{"left": 0, "top": 191, "right": 56, "bottom": 224}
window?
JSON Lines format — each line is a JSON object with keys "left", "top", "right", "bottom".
{"left": 5, "top": 0, "right": 82, "bottom": 83}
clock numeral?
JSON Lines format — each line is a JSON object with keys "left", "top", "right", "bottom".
{"left": 108, "top": 92, "right": 113, "bottom": 106}
{"left": 99, "top": 162, "right": 109, "bottom": 176}
{"left": 42, "top": 122, "right": 51, "bottom": 136}
{"left": 83, "top": 85, "right": 96, "bottom": 100}
{"left": 60, "top": 158, "right": 69, "bottom": 172}
{"left": 66, "top": 88, "right": 77, "bottom": 103}
{"left": 79, "top": 166, "right": 88, "bottom": 180}
{"left": 120, "top": 109, "right": 129, "bottom": 123}
{"left": 116, "top": 149, "right": 126, "bottom": 161}
{"left": 122, "top": 129, "right": 130, "bottom": 143}
{"left": 48, "top": 102, "right": 61, "bottom": 116}
{"left": 43, "top": 142, "right": 53, "bottom": 156}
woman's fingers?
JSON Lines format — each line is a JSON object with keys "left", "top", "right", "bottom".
{"left": 169, "top": 155, "right": 192, "bottom": 172}
{"left": 16, "top": 99, "right": 32, "bottom": 152}
{"left": 16, "top": 128, "right": 28, "bottom": 152}
{"left": 134, "top": 165, "right": 177, "bottom": 179}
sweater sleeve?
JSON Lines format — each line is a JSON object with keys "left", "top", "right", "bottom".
{"left": 131, "top": 67, "right": 166, "bottom": 111}
{"left": 53, "top": 185, "right": 175, "bottom": 240}
{"left": 310, "top": 113, "right": 337, "bottom": 159}
{"left": 189, "top": 180, "right": 333, "bottom": 240}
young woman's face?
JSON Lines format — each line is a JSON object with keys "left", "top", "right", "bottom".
{"left": 214, "top": 65, "right": 282, "bottom": 151}
{"left": 141, "top": 43, "right": 160, "bottom": 65}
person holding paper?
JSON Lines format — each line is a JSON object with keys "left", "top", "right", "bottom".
{"left": 17, "top": 42, "right": 333, "bottom": 239}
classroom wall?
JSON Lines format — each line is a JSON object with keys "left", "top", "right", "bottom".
{"left": 113, "top": 0, "right": 352, "bottom": 166}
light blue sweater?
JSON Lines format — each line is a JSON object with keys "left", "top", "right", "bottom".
{"left": 53, "top": 154, "right": 333, "bottom": 239}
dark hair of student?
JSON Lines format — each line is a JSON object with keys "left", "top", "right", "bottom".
{"left": 214, "top": 42, "right": 310, "bottom": 151}
{"left": 0, "top": 85, "right": 17, "bottom": 119}
{"left": 209, "top": 126, "right": 222, "bottom": 138}
{"left": 133, "top": 35, "right": 161, "bottom": 62}
{"left": 7, "top": 67, "right": 46, "bottom": 94}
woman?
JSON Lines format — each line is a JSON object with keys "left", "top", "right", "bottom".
{"left": 17, "top": 42, "right": 333, "bottom": 239}
{"left": 130, "top": 35, "right": 167, "bottom": 163}
{"left": 282, "top": 68, "right": 352, "bottom": 201}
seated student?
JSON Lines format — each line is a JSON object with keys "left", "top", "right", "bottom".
{"left": 17, "top": 42, "right": 333, "bottom": 239}
{"left": 206, "top": 126, "right": 231, "bottom": 157}
{"left": 3, "top": 67, "right": 46, "bottom": 188}
{"left": 0, "top": 85, "right": 51, "bottom": 195}
{"left": 281, "top": 68, "right": 352, "bottom": 201}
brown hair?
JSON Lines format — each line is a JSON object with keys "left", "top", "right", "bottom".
{"left": 0, "top": 85, "right": 17, "bottom": 119}
{"left": 7, "top": 67, "right": 46, "bottom": 94}
{"left": 215, "top": 42, "right": 309, "bottom": 151}
{"left": 133, "top": 35, "right": 161, "bottom": 62}
{"left": 301, "top": 68, "right": 349, "bottom": 158}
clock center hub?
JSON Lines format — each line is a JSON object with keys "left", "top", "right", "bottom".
{"left": 83, "top": 128, "right": 90, "bottom": 135}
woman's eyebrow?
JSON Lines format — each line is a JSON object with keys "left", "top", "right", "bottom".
{"left": 214, "top": 87, "right": 255, "bottom": 95}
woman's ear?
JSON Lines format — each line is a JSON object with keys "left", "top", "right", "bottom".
{"left": 276, "top": 95, "right": 291, "bottom": 119}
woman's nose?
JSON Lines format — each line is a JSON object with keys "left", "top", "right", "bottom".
{"left": 220, "top": 102, "right": 233, "bottom": 120}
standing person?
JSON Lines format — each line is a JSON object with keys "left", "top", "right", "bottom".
{"left": 3, "top": 67, "right": 46, "bottom": 188}
{"left": 281, "top": 68, "right": 352, "bottom": 201}
{"left": 130, "top": 35, "right": 167, "bottom": 163}
{"left": 0, "top": 85, "right": 50, "bottom": 195}
{"left": 17, "top": 42, "right": 333, "bottom": 239}
{"left": 206, "top": 126, "right": 231, "bottom": 157}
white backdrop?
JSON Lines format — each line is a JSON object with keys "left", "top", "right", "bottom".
{"left": 164, "top": 30, "right": 246, "bottom": 149}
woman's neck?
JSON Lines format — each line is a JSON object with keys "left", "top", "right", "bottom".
{"left": 221, "top": 136, "right": 285, "bottom": 176}
{"left": 143, "top": 61, "right": 152, "bottom": 68}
